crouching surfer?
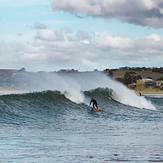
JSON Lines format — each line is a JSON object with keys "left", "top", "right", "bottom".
{"left": 89, "top": 98, "right": 98, "bottom": 111}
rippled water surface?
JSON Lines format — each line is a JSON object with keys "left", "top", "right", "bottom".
{"left": 0, "top": 90, "right": 163, "bottom": 163}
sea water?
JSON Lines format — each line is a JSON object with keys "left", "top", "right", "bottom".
{"left": 0, "top": 72, "right": 162, "bottom": 162}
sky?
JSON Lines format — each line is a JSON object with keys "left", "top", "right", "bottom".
{"left": 1, "top": 0, "right": 163, "bottom": 72}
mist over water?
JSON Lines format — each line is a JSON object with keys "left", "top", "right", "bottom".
{"left": 17, "top": 71, "right": 155, "bottom": 110}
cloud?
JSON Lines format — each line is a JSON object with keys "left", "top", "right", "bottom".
{"left": 51, "top": 0, "right": 163, "bottom": 28}
{"left": 60, "top": 26, "right": 72, "bottom": 33}
{"left": 145, "top": 33, "right": 161, "bottom": 41}
{"left": 34, "top": 22, "right": 47, "bottom": 29}
{"left": 1, "top": 28, "right": 163, "bottom": 71}
{"left": 76, "top": 31, "right": 91, "bottom": 40}
{"left": 35, "top": 28, "right": 65, "bottom": 42}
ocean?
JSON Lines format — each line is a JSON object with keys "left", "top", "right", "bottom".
{"left": 0, "top": 72, "right": 163, "bottom": 163}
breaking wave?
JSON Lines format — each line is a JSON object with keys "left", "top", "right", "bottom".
{"left": 0, "top": 72, "right": 156, "bottom": 110}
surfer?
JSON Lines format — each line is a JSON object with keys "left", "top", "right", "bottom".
{"left": 89, "top": 98, "right": 98, "bottom": 110}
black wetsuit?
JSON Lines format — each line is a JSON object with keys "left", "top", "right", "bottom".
{"left": 90, "top": 99, "right": 98, "bottom": 108}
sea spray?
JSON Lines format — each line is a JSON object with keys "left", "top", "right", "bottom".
{"left": 61, "top": 78, "right": 84, "bottom": 103}
{"left": 87, "top": 73, "right": 156, "bottom": 110}
{"left": 12, "top": 71, "right": 155, "bottom": 109}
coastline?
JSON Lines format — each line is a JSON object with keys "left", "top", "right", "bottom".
{"left": 134, "top": 89, "right": 163, "bottom": 95}
{"left": 0, "top": 89, "right": 29, "bottom": 95}
{"left": 0, "top": 89, "right": 162, "bottom": 96}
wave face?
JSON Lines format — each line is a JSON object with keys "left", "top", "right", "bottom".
{"left": 0, "top": 89, "right": 157, "bottom": 127}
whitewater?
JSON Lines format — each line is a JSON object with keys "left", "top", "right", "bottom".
{"left": 0, "top": 71, "right": 162, "bottom": 162}
{"left": 15, "top": 71, "right": 155, "bottom": 110}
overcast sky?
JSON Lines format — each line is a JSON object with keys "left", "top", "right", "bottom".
{"left": 1, "top": 0, "right": 163, "bottom": 72}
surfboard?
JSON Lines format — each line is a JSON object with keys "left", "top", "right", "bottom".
{"left": 92, "top": 107, "right": 104, "bottom": 111}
